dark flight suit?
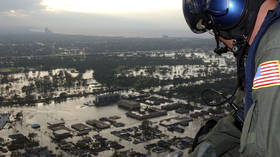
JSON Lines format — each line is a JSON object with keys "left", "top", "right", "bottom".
{"left": 241, "top": 7, "right": 280, "bottom": 156}
{"left": 190, "top": 3, "right": 280, "bottom": 157}
{"left": 189, "top": 90, "right": 242, "bottom": 157}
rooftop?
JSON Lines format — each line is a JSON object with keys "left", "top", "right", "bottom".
{"left": 0, "top": 113, "right": 10, "bottom": 130}
{"left": 47, "top": 120, "right": 65, "bottom": 126}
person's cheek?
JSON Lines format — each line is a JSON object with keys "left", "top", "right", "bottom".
{"left": 219, "top": 37, "right": 234, "bottom": 50}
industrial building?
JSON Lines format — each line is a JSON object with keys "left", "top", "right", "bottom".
{"left": 95, "top": 93, "right": 120, "bottom": 106}
{"left": 118, "top": 100, "right": 140, "bottom": 111}
{"left": 86, "top": 120, "right": 110, "bottom": 130}
{"left": 126, "top": 108, "right": 167, "bottom": 120}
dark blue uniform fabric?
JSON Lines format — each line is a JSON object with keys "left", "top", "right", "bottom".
{"left": 245, "top": 3, "right": 280, "bottom": 116}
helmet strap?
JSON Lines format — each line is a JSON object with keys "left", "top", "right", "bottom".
{"left": 208, "top": 17, "right": 229, "bottom": 56}
{"left": 214, "top": 35, "right": 228, "bottom": 55}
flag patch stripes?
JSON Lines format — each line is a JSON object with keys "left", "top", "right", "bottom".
{"left": 253, "top": 60, "right": 280, "bottom": 90}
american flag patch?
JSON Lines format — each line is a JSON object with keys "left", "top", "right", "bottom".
{"left": 253, "top": 60, "right": 280, "bottom": 89}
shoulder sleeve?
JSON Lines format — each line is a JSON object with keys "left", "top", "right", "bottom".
{"left": 254, "top": 19, "right": 280, "bottom": 89}
{"left": 255, "top": 20, "right": 280, "bottom": 68}
{"left": 250, "top": 20, "right": 280, "bottom": 156}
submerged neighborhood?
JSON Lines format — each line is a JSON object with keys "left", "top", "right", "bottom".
{"left": 0, "top": 34, "right": 236, "bottom": 157}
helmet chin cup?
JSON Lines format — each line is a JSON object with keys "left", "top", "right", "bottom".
{"left": 196, "top": 19, "right": 206, "bottom": 30}
{"left": 214, "top": 46, "right": 228, "bottom": 56}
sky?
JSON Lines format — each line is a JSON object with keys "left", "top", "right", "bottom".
{"left": 0, "top": 0, "right": 208, "bottom": 38}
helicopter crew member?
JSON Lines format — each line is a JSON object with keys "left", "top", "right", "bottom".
{"left": 182, "top": 0, "right": 280, "bottom": 156}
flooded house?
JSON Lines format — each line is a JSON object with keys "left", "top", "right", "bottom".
{"left": 47, "top": 120, "right": 65, "bottom": 128}
{"left": 53, "top": 130, "right": 72, "bottom": 140}
{"left": 0, "top": 113, "right": 10, "bottom": 130}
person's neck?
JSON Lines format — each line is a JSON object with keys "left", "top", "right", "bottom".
{"left": 249, "top": 0, "right": 278, "bottom": 45}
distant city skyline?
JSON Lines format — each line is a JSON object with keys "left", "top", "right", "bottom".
{"left": 0, "top": 0, "right": 210, "bottom": 38}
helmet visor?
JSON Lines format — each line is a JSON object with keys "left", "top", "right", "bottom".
{"left": 207, "top": 0, "right": 229, "bottom": 16}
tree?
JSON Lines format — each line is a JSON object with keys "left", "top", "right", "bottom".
{"left": 141, "top": 120, "right": 152, "bottom": 137}
{"left": 28, "top": 133, "right": 37, "bottom": 142}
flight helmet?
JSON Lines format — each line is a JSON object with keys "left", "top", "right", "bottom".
{"left": 183, "top": 0, "right": 265, "bottom": 54}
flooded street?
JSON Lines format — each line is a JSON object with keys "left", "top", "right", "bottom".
{"left": 0, "top": 95, "right": 204, "bottom": 156}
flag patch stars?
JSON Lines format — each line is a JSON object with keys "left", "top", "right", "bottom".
{"left": 253, "top": 60, "right": 280, "bottom": 90}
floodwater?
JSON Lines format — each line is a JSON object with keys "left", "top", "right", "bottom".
{"left": 0, "top": 95, "right": 204, "bottom": 157}
{"left": 125, "top": 64, "right": 235, "bottom": 81}
{"left": 0, "top": 50, "right": 235, "bottom": 156}
{"left": 0, "top": 69, "right": 102, "bottom": 99}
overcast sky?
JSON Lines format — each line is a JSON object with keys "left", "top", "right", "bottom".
{"left": 0, "top": 0, "right": 209, "bottom": 38}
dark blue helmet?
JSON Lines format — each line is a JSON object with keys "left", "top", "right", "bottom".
{"left": 183, "top": 0, "right": 265, "bottom": 39}
{"left": 183, "top": 0, "right": 246, "bottom": 34}
{"left": 183, "top": 0, "right": 265, "bottom": 54}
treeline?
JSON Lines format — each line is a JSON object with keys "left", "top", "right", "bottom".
{"left": 0, "top": 54, "right": 206, "bottom": 88}
{"left": 0, "top": 52, "right": 236, "bottom": 102}
{"left": 0, "top": 33, "right": 215, "bottom": 57}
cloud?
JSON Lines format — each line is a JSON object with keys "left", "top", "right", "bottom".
{"left": 0, "top": 0, "right": 44, "bottom": 13}
{"left": 41, "top": 0, "right": 180, "bottom": 14}
{"left": 0, "top": 9, "right": 201, "bottom": 37}
{"left": 0, "top": 0, "right": 206, "bottom": 38}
